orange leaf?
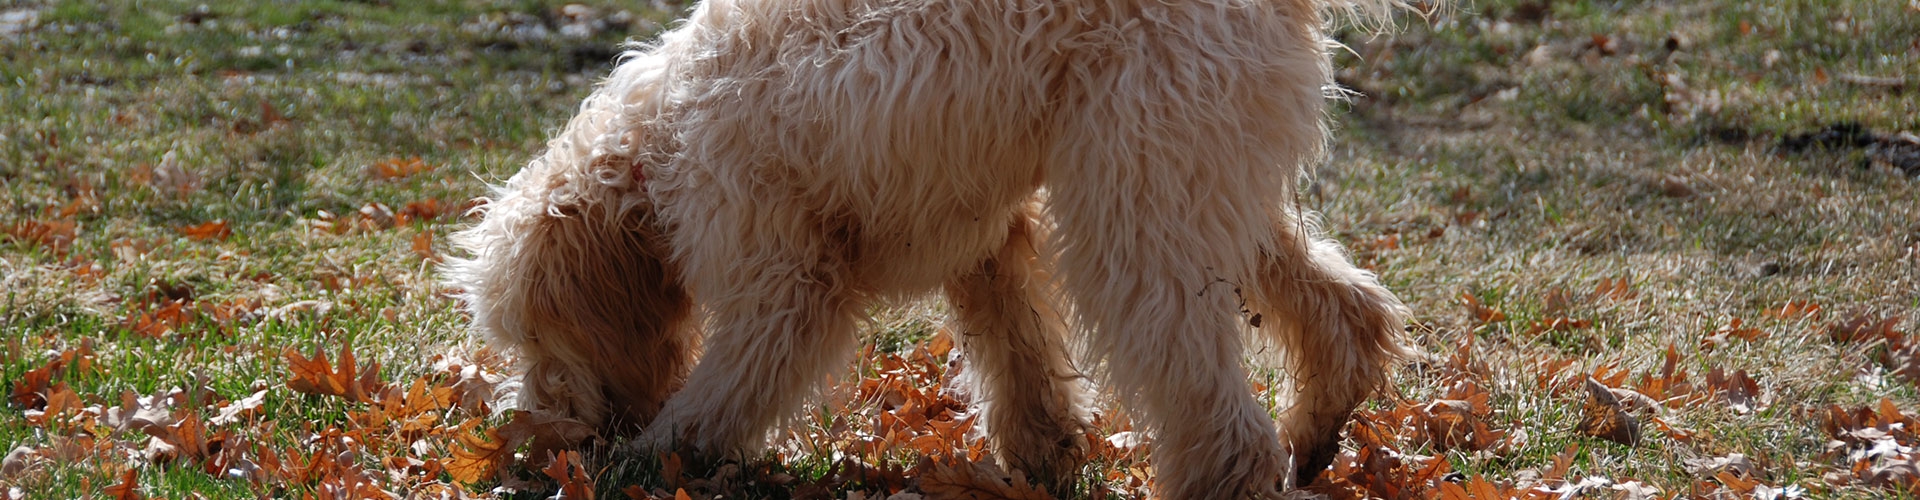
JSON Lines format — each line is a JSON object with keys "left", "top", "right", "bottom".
{"left": 917, "top": 457, "right": 1053, "bottom": 500}
{"left": 6, "top": 219, "right": 78, "bottom": 250}
{"left": 1765, "top": 300, "right": 1823, "bottom": 320}
{"left": 412, "top": 232, "right": 438, "bottom": 262}
{"left": 1545, "top": 444, "right": 1578, "bottom": 482}
{"left": 41, "top": 384, "right": 82, "bottom": 421}
{"left": 1705, "top": 367, "right": 1764, "bottom": 413}
{"left": 1715, "top": 317, "right": 1766, "bottom": 342}
{"left": 1716, "top": 470, "right": 1759, "bottom": 493}
{"left": 1592, "top": 276, "right": 1636, "bottom": 301}
{"left": 105, "top": 469, "right": 144, "bottom": 500}
{"left": 368, "top": 157, "right": 431, "bottom": 181}
{"left": 9, "top": 357, "right": 61, "bottom": 408}
{"left": 399, "top": 198, "right": 446, "bottom": 225}
{"left": 1828, "top": 314, "right": 1902, "bottom": 343}
{"left": 542, "top": 450, "right": 596, "bottom": 500}
{"left": 1577, "top": 378, "right": 1641, "bottom": 446}
{"left": 446, "top": 419, "right": 509, "bottom": 485}
{"left": 283, "top": 343, "right": 386, "bottom": 403}
{"left": 178, "top": 220, "right": 232, "bottom": 242}
{"left": 126, "top": 301, "right": 194, "bottom": 339}
{"left": 446, "top": 411, "right": 598, "bottom": 485}
{"left": 661, "top": 452, "right": 684, "bottom": 489}
{"left": 1459, "top": 292, "right": 1505, "bottom": 323}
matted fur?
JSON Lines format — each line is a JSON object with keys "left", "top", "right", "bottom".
{"left": 448, "top": 0, "right": 1415, "bottom": 497}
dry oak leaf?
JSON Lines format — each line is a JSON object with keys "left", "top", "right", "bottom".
{"left": 143, "top": 412, "right": 221, "bottom": 465}
{"left": 1577, "top": 378, "right": 1641, "bottom": 446}
{"left": 1765, "top": 300, "right": 1823, "bottom": 320}
{"left": 1828, "top": 314, "right": 1903, "bottom": 343}
{"left": 210, "top": 389, "right": 269, "bottom": 426}
{"left": 1704, "top": 367, "right": 1764, "bottom": 413}
{"left": 1417, "top": 398, "right": 1507, "bottom": 452}
{"left": 284, "top": 343, "right": 387, "bottom": 403}
{"left": 915, "top": 457, "right": 1051, "bottom": 500}
{"left": 8, "top": 357, "right": 61, "bottom": 408}
{"left": 102, "top": 389, "right": 182, "bottom": 435}
{"left": 411, "top": 231, "right": 438, "bottom": 262}
{"left": 104, "top": 469, "right": 143, "bottom": 500}
{"left": 1, "top": 447, "right": 34, "bottom": 478}
{"left": 542, "top": 450, "right": 597, "bottom": 500}
{"left": 1592, "top": 277, "right": 1636, "bottom": 301}
{"left": 125, "top": 300, "right": 195, "bottom": 338}
{"left": 177, "top": 220, "right": 232, "bottom": 241}
{"left": 23, "top": 384, "right": 81, "bottom": 426}
{"left": 368, "top": 157, "right": 431, "bottom": 181}
{"left": 4, "top": 219, "right": 77, "bottom": 250}
{"left": 1458, "top": 292, "right": 1505, "bottom": 323}
{"left": 446, "top": 411, "right": 598, "bottom": 485}
{"left": 1438, "top": 475, "right": 1520, "bottom": 500}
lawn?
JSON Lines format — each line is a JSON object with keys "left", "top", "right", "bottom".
{"left": 2, "top": 0, "right": 1917, "bottom": 498}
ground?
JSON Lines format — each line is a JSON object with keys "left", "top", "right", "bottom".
{"left": 2, "top": 0, "right": 1917, "bottom": 498}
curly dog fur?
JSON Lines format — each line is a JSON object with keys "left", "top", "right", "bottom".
{"left": 447, "top": 0, "right": 1416, "bottom": 497}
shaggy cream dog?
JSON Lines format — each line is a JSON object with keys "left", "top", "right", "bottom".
{"left": 449, "top": 0, "right": 1415, "bottom": 497}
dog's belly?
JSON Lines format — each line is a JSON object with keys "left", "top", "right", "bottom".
{"left": 658, "top": 0, "right": 1069, "bottom": 294}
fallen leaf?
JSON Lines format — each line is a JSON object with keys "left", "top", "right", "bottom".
{"left": 178, "top": 220, "right": 232, "bottom": 241}
{"left": 1, "top": 447, "right": 34, "bottom": 478}
{"left": 1592, "top": 277, "right": 1636, "bottom": 301}
{"left": 446, "top": 411, "right": 598, "bottom": 485}
{"left": 125, "top": 300, "right": 195, "bottom": 338}
{"left": 1828, "top": 314, "right": 1902, "bottom": 343}
{"left": 916, "top": 457, "right": 1052, "bottom": 500}
{"left": 541, "top": 450, "right": 596, "bottom": 500}
{"left": 103, "top": 389, "right": 181, "bottom": 435}
{"left": 411, "top": 231, "right": 438, "bottom": 262}
{"left": 8, "top": 357, "right": 61, "bottom": 409}
{"left": 368, "top": 157, "right": 431, "bottom": 181}
{"left": 1766, "top": 300, "right": 1822, "bottom": 320}
{"left": 4, "top": 219, "right": 77, "bottom": 251}
{"left": 1577, "top": 378, "right": 1641, "bottom": 446}
{"left": 1705, "top": 367, "right": 1764, "bottom": 413}
{"left": 1459, "top": 292, "right": 1506, "bottom": 323}
{"left": 210, "top": 389, "right": 269, "bottom": 426}
{"left": 398, "top": 198, "right": 446, "bottom": 224}
{"left": 104, "top": 469, "right": 143, "bottom": 500}
{"left": 284, "top": 343, "right": 387, "bottom": 403}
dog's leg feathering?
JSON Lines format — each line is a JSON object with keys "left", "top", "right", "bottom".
{"left": 943, "top": 208, "right": 1092, "bottom": 485}
{"left": 1247, "top": 214, "right": 1411, "bottom": 486}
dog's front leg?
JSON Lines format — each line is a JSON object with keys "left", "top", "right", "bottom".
{"left": 943, "top": 209, "right": 1092, "bottom": 485}
{"left": 637, "top": 219, "right": 869, "bottom": 459}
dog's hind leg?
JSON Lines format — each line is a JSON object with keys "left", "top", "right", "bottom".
{"left": 943, "top": 207, "right": 1090, "bottom": 484}
{"left": 1245, "top": 214, "right": 1409, "bottom": 486}
{"left": 1043, "top": 4, "right": 1348, "bottom": 495}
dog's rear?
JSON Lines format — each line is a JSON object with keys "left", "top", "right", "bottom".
{"left": 449, "top": 0, "right": 1424, "bottom": 497}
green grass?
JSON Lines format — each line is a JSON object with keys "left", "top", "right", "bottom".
{"left": 4, "top": 0, "right": 1919, "bottom": 498}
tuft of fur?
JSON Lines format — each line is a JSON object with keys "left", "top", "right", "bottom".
{"left": 447, "top": 0, "right": 1422, "bottom": 497}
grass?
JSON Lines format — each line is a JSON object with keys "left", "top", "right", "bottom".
{"left": 3, "top": 0, "right": 1917, "bottom": 498}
